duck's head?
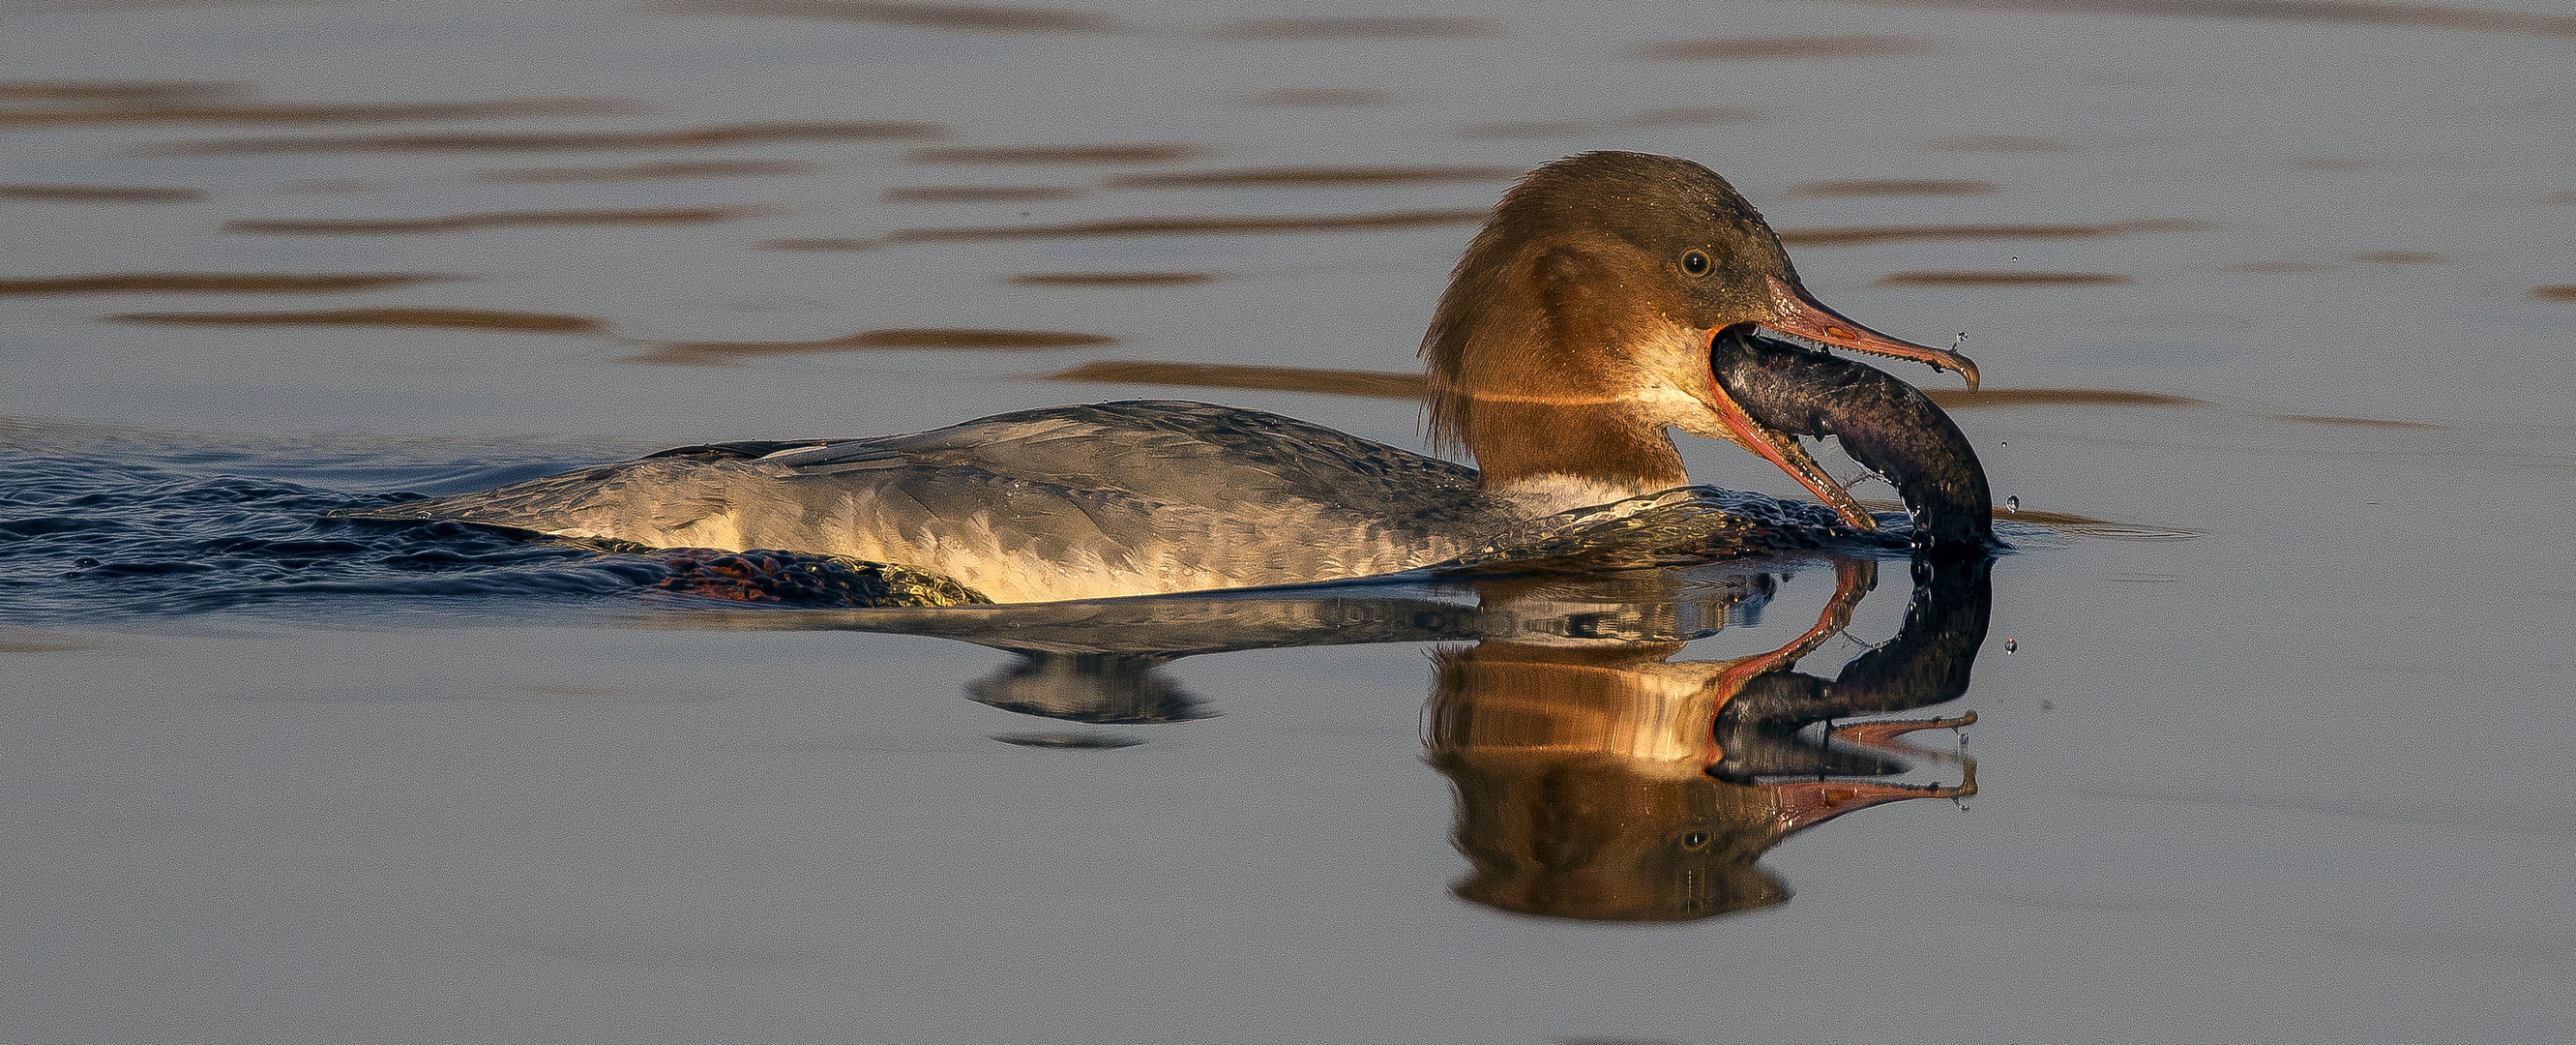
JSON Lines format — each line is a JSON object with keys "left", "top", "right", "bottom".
{"left": 1422, "top": 151, "right": 1978, "bottom": 525}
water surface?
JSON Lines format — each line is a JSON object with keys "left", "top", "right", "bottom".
{"left": 4, "top": 2, "right": 2572, "bottom": 1043}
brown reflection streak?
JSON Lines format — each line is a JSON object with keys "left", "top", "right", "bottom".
{"left": 1880, "top": 271, "right": 2130, "bottom": 285}
{"left": 1926, "top": 134, "right": 2069, "bottom": 152}
{"left": 883, "top": 185, "right": 1083, "bottom": 202}
{"left": 1791, "top": 179, "right": 1995, "bottom": 196}
{"left": 1792, "top": 0, "right": 2576, "bottom": 39}
{"left": 756, "top": 238, "right": 877, "bottom": 251}
{"left": 1106, "top": 165, "right": 1521, "bottom": 190}
{"left": 1638, "top": 35, "right": 1931, "bottom": 59}
{"left": 0, "top": 80, "right": 246, "bottom": 104}
{"left": 2540, "top": 192, "right": 2576, "bottom": 205}
{"left": 2271, "top": 414, "right": 2446, "bottom": 430}
{"left": 0, "top": 184, "right": 203, "bottom": 202}
{"left": 636, "top": 328, "right": 1115, "bottom": 365}
{"left": 2537, "top": 285, "right": 2576, "bottom": 301}
{"left": 653, "top": 0, "right": 1118, "bottom": 31}
{"left": 907, "top": 144, "right": 1206, "bottom": 164}
{"left": 226, "top": 206, "right": 766, "bottom": 234}
{"left": 110, "top": 309, "right": 606, "bottom": 332}
{"left": 889, "top": 208, "right": 1490, "bottom": 240}
{"left": 1207, "top": 16, "right": 1500, "bottom": 40}
{"left": 2348, "top": 251, "right": 2445, "bottom": 264}
{"left": 0, "top": 273, "right": 449, "bottom": 295}
{"left": 280, "top": 179, "right": 377, "bottom": 194}
{"left": 1011, "top": 273, "right": 1215, "bottom": 285}
{"left": 1237, "top": 89, "right": 1390, "bottom": 107}
{"left": 1449, "top": 121, "right": 1595, "bottom": 140}
{"left": 0, "top": 98, "right": 645, "bottom": 127}
{"left": 1780, "top": 219, "right": 2207, "bottom": 246}
{"left": 472, "top": 160, "right": 821, "bottom": 183}
{"left": 144, "top": 121, "right": 943, "bottom": 156}
{"left": 1051, "top": 361, "right": 2195, "bottom": 410}
{"left": 1051, "top": 361, "right": 1426, "bottom": 399}
{"left": 1625, "top": 106, "right": 1766, "bottom": 127}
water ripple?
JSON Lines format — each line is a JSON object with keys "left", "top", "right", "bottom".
{"left": 0, "top": 440, "right": 666, "bottom": 620}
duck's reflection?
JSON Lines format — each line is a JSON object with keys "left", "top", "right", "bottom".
{"left": 1429, "top": 558, "right": 1986, "bottom": 920}
{"left": 690, "top": 552, "right": 1991, "bottom": 922}
{"left": 968, "top": 652, "right": 1208, "bottom": 724}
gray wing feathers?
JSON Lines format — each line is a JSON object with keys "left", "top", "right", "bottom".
{"left": 339, "top": 402, "right": 1506, "bottom": 600}
{"left": 342, "top": 457, "right": 750, "bottom": 544}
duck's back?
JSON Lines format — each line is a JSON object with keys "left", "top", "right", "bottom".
{"left": 349, "top": 401, "right": 1509, "bottom": 602}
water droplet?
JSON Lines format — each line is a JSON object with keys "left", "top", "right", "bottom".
{"left": 2003, "top": 638, "right": 2018, "bottom": 653}
{"left": 2005, "top": 495, "right": 2019, "bottom": 513}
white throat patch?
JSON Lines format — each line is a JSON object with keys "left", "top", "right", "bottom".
{"left": 1494, "top": 472, "right": 1672, "bottom": 518}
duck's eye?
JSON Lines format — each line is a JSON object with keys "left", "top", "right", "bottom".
{"left": 1681, "top": 250, "right": 1710, "bottom": 276}
{"left": 1683, "top": 831, "right": 1710, "bottom": 849}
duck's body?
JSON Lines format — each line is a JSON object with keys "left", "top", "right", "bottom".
{"left": 392, "top": 401, "right": 1517, "bottom": 603}
{"left": 344, "top": 152, "right": 1990, "bottom": 603}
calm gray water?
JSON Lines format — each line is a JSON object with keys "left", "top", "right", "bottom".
{"left": 5, "top": 2, "right": 2572, "bottom": 1042}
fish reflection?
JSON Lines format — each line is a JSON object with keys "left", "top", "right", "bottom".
{"left": 756, "top": 552, "right": 1988, "bottom": 921}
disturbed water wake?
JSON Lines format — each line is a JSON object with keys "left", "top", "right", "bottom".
{"left": 0, "top": 425, "right": 675, "bottom": 621}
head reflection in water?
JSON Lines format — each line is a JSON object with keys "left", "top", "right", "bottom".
{"left": 1425, "top": 558, "right": 1990, "bottom": 921}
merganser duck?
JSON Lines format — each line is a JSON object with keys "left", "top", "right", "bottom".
{"left": 341, "top": 152, "right": 1982, "bottom": 604}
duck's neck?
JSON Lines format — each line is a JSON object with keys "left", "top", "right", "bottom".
{"left": 1424, "top": 235, "right": 1706, "bottom": 512}
{"left": 1464, "top": 398, "right": 1689, "bottom": 512}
